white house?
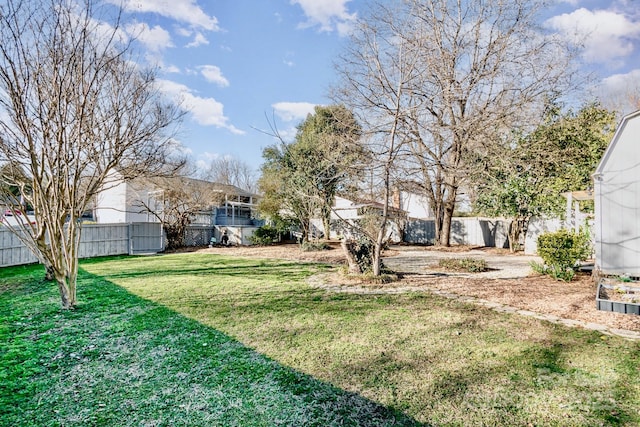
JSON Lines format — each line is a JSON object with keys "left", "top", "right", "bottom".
{"left": 94, "top": 171, "right": 261, "bottom": 245}
{"left": 594, "top": 110, "right": 640, "bottom": 276}
{"left": 317, "top": 196, "right": 407, "bottom": 242}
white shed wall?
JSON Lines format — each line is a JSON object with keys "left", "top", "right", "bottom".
{"left": 595, "top": 111, "right": 640, "bottom": 276}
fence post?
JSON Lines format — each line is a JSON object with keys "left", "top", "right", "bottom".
{"left": 128, "top": 223, "right": 133, "bottom": 255}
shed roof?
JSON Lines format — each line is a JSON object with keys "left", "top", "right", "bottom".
{"left": 594, "top": 109, "right": 640, "bottom": 177}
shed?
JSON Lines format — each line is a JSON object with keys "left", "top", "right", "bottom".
{"left": 594, "top": 110, "right": 640, "bottom": 276}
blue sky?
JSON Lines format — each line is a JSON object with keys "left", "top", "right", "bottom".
{"left": 105, "top": 0, "right": 640, "bottom": 173}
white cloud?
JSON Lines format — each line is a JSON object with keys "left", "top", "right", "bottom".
{"left": 126, "top": 22, "right": 173, "bottom": 52}
{"left": 199, "top": 65, "right": 229, "bottom": 87}
{"left": 161, "top": 64, "right": 181, "bottom": 74}
{"left": 599, "top": 68, "right": 640, "bottom": 111}
{"left": 601, "top": 69, "right": 640, "bottom": 92}
{"left": 545, "top": 8, "right": 640, "bottom": 64}
{"left": 185, "top": 32, "right": 209, "bottom": 48}
{"left": 176, "top": 27, "right": 192, "bottom": 37}
{"left": 290, "top": 0, "right": 356, "bottom": 36}
{"left": 283, "top": 51, "right": 295, "bottom": 67}
{"left": 272, "top": 102, "right": 317, "bottom": 122}
{"left": 110, "top": 0, "right": 219, "bottom": 31}
{"left": 157, "top": 79, "right": 244, "bottom": 134}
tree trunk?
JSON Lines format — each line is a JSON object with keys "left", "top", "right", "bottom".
{"left": 54, "top": 267, "right": 77, "bottom": 309}
{"left": 45, "top": 264, "right": 55, "bottom": 281}
{"left": 165, "top": 225, "right": 186, "bottom": 250}
{"left": 322, "top": 212, "right": 331, "bottom": 241}
{"left": 439, "top": 210, "right": 452, "bottom": 247}
{"left": 341, "top": 239, "right": 363, "bottom": 274}
{"left": 372, "top": 241, "right": 382, "bottom": 276}
{"left": 508, "top": 219, "right": 520, "bottom": 253}
{"left": 437, "top": 196, "right": 456, "bottom": 247}
{"left": 508, "top": 216, "right": 530, "bottom": 253}
{"left": 372, "top": 219, "right": 386, "bottom": 276}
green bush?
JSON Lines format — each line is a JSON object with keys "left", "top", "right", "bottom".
{"left": 535, "top": 228, "right": 591, "bottom": 281}
{"left": 438, "top": 257, "right": 488, "bottom": 273}
{"left": 250, "top": 225, "right": 281, "bottom": 245}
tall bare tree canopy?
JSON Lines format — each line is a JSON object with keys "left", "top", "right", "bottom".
{"left": 199, "top": 157, "right": 257, "bottom": 194}
{"left": 333, "top": 0, "right": 579, "bottom": 246}
{"left": 0, "top": 0, "right": 183, "bottom": 308}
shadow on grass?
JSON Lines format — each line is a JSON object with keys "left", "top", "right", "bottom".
{"left": 83, "top": 254, "right": 326, "bottom": 282}
{"left": 4, "top": 256, "right": 640, "bottom": 426}
{"left": 0, "top": 265, "right": 426, "bottom": 427}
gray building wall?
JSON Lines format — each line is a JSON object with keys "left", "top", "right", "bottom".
{"left": 594, "top": 110, "right": 640, "bottom": 276}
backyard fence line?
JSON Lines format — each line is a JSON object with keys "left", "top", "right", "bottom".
{"left": 0, "top": 223, "right": 162, "bottom": 268}
{"left": 0, "top": 217, "right": 567, "bottom": 269}
{"left": 404, "top": 216, "right": 569, "bottom": 255}
{"left": 404, "top": 217, "right": 511, "bottom": 248}
{"left": 0, "top": 223, "right": 262, "bottom": 269}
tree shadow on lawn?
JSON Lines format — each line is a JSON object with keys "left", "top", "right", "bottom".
{"left": 1, "top": 268, "right": 426, "bottom": 427}
{"left": 85, "top": 254, "right": 327, "bottom": 283}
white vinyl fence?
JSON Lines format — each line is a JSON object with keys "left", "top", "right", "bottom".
{"left": 0, "top": 223, "right": 259, "bottom": 269}
{"left": 0, "top": 223, "right": 162, "bottom": 268}
{"left": 405, "top": 217, "right": 511, "bottom": 248}
{"left": 405, "top": 216, "right": 568, "bottom": 254}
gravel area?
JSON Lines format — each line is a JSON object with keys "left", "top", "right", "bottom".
{"left": 382, "top": 245, "right": 541, "bottom": 279}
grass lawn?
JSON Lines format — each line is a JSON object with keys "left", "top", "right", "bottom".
{"left": 1, "top": 253, "right": 639, "bottom": 426}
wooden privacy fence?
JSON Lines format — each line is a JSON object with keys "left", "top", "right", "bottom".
{"left": 0, "top": 223, "right": 163, "bottom": 268}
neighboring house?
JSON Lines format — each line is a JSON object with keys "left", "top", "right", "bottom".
{"left": 0, "top": 209, "right": 36, "bottom": 227}
{"left": 394, "top": 186, "right": 473, "bottom": 220}
{"left": 94, "top": 171, "right": 261, "bottom": 245}
{"left": 594, "top": 109, "right": 640, "bottom": 276}
{"left": 395, "top": 190, "right": 433, "bottom": 219}
{"left": 320, "top": 196, "right": 408, "bottom": 242}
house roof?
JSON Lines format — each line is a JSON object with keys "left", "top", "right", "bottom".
{"left": 133, "top": 175, "right": 259, "bottom": 199}
{"left": 594, "top": 109, "right": 640, "bottom": 177}
{"left": 334, "top": 196, "right": 408, "bottom": 215}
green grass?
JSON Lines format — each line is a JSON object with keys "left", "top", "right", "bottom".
{"left": 2, "top": 253, "right": 640, "bottom": 426}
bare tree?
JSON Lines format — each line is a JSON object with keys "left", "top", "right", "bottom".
{"left": 335, "top": 0, "right": 579, "bottom": 247}
{"left": 132, "top": 176, "right": 224, "bottom": 250}
{"left": 0, "top": 0, "right": 183, "bottom": 308}
{"left": 600, "top": 78, "right": 640, "bottom": 117}
{"left": 199, "top": 157, "right": 257, "bottom": 193}
{"left": 333, "top": 2, "right": 421, "bottom": 275}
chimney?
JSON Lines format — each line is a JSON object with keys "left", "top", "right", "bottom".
{"left": 392, "top": 187, "right": 402, "bottom": 210}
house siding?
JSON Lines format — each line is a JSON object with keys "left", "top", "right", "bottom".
{"left": 594, "top": 111, "right": 640, "bottom": 276}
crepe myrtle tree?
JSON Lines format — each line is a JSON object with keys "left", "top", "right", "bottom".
{"left": 332, "top": 2, "right": 423, "bottom": 275}
{"left": 132, "top": 175, "right": 225, "bottom": 250}
{"left": 0, "top": 0, "right": 184, "bottom": 309}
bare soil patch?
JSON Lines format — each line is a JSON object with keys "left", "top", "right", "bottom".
{"left": 196, "top": 243, "right": 640, "bottom": 333}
